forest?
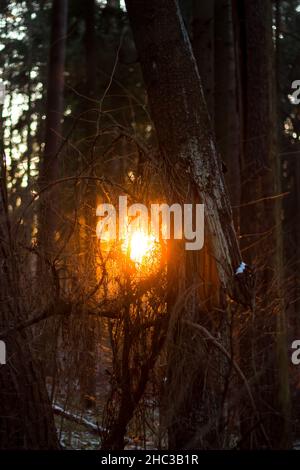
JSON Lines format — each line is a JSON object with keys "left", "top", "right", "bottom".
{"left": 0, "top": 0, "right": 300, "bottom": 453}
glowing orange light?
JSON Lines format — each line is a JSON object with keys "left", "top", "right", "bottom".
{"left": 122, "top": 230, "right": 156, "bottom": 265}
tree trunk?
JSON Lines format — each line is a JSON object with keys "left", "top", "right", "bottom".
{"left": 214, "top": 0, "right": 241, "bottom": 221}
{"left": 125, "top": 0, "right": 253, "bottom": 449}
{"left": 125, "top": 0, "right": 249, "bottom": 298}
{"left": 79, "top": 0, "right": 97, "bottom": 410}
{"left": 238, "top": 0, "right": 291, "bottom": 448}
{"left": 0, "top": 155, "right": 59, "bottom": 449}
{"left": 39, "top": 0, "right": 68, "bottom": 258}
{"left": 192, "top": 0, "right": 215, "bottom": 121}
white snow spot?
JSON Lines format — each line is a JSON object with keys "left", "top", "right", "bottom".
{"left": 0, "top": 81, "right": 5, "bottom": 105}
{"left": 235, "top": 261, "right": 246, "bottom": 275}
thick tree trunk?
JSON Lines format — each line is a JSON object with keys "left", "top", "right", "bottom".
{"left": 80, "top": 0, "right": 97, "bottom": 410}
{"left": 0, "top": 335, "right": 59, "bottom": 449}
{"left": 125, "top": 0, "right": 250, "bottom": 299}
{"left": 238, "top": 0, "right": 291, "bottom": 448}
{"left": 191, "top": 0, "right": 220, "bottom": 310}
{"left": 192, "top": 0, "right": 215, "bottom": 121}
{"left": 39, "top": 0, "right": 68, "bottom": 257}
{"left": 0, "top": 158, "right": 59, "bottom": 449}
{"left": 125, "top": 0, "right": 253, "bottom": 449}
{"left": 85, "top": 0, "right": 97, "bottom": 99}
{"left": 167, "top": 0, "right": 224, "bottom": 449}
{"left": 214, "top": 0, "right": 241, "bottom": 221}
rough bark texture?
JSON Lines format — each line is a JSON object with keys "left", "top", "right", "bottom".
{"left": 0, "top": 158, "right": 59, "bottom": 449}
{"left": 125, "top": 0, "right": 254, "bottom": 449}
{"left": 192, "top": 0, "right": 215, "bottom": 120}
{"left": 165, "top": 0, "right": 224, "bottom": 449}
{"left": 214, "top": 0, "right": 241, "bottom": 223}
{"left": 191, "top": 0, "right": 220, "bottom": 309}
{"left": 80, "top": 0, "right": 97, "bottom": 410}
{"left": 39, "top": 0, "right": 68, "bottom": 256}
{"left": 125, "top": 0, "right": 249, "bottom": 303}
{"left": 238, "top": 0, "right": 291, "bottom": 448}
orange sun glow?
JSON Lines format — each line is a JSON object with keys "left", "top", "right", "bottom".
{"left": 121, "top": 230, "right": 157, "bottom": 265}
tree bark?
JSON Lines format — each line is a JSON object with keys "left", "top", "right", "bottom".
{"left": 214, "top": 0, "right": 241, "bottom": 222}
{"left": 192, "top": 0, "right": 215, "bottom": 121}
{"left": 39, "top": 0, "right": 68, "bottom": 257}
{"left": 125, "top": 0, "right": 253, "bottom": 449}
{"left": 0, "top": 156, "right": 59, "bottom": 449}
{"left": 238, "top": 0, "right": 291, "bottom": 448}
{"left": 79, "top": 0, "right": 97, "bottom": 410}
{"left": 125, "top": 0, "right": 250, "bottom": 302}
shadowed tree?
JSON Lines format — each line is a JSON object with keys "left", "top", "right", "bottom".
{"left": 38, "top": 0, "right": 68, "bottom": 258}
{"left": 0, "top": 160, "right": 59, "bottom": 449}
{"left": 125, "top": 0, "right": 254, "bottom": 449}
{"left": 237, "top": 0, "right": 291, "bottom": 448}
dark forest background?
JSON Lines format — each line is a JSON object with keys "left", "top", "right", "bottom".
{"left": 0, "top": 0, "right": 300, "bottom": 450}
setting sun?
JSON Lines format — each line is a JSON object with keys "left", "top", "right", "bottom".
{"left": 122, "top": 230, "right": 156, "bottom": 264}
